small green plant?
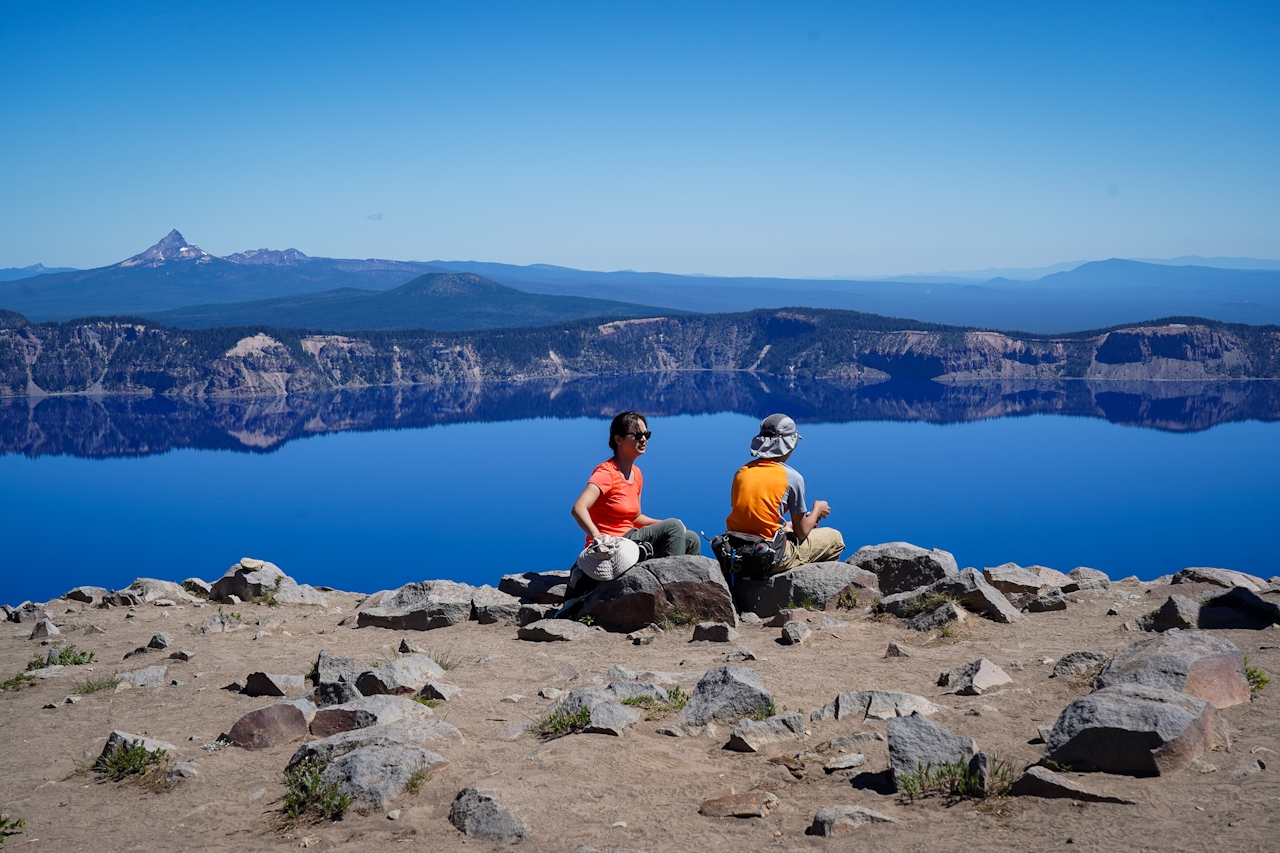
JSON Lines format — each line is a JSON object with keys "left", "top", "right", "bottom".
{"left": 620, "top": 686, "right": 689, "bottom": 720}
{"left": 413, "top": 697, "right": 442, "bottom": 708}
{"left": 27, "top": 645, "right": 95, "bottom": 670}
{"left": 899, "top": 591, "right": 961, "bottom": 618}
{"left": 835, "top": 587, "right": 865, "bottom": 610}
{"left": 1244, "top": 656, "right": 1269, "bottom": 692}
{"left": 216, "top": 605, "right": 242, "bottom": 623}
{"left": 0, "top": 673, "right": 36, "bottom": 692}
{"left": 532, "top": 705, "right": 592, "bottom": 740}
{"left": 898, "top": 756, "right": 1017, "bottom": 802}
{"left": 94, "top": 739, "right": 167, "bottom": 779}
{"left": 0, "top": 814, "right": 26, "bottom": 844}
{"left": 796, "top": 596, "right": 818, "bottom": 611}
{"left": 936, "top": 624, "right": 956, "bottom": 639}
{"left": 282, "top": 757, "right": 353, "bottom": 822}
{"left": 744, "top": 699, "right": 778, "bottom": 722}
{"left": 424, "top": 646, "right": 462, "bottom": 672}
{"left": 72, "top": 672, "right": 121, "bottom": 694}
{"left": 578, "top": 614, "right": 596, "bottom": 627}
{"left": 663, "top": 605, "right": 702, "bottom": 627}
{"left": 404, "top": 766, "right": 430, "bottom": 795}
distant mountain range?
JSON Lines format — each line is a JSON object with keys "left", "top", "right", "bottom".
{"left": 148, "top": 270, "right": 673, "bottom": 331}
{"left": 0, "top": 263, "right": 79, "bottom": 282}
{"left": 3, "top": 230, "right": 1279, "bottom": 333}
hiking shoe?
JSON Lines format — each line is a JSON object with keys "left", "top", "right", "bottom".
{"left": 636, "top": 541, "right": 654, "bottom": 562}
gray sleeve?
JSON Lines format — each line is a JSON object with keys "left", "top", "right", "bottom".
{"left": 782, "top": 465, "right": 808, "bottom": 521}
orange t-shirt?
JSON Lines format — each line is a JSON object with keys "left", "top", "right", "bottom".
{"left": 585, "top": 458, "right": 642, "bottom": 545}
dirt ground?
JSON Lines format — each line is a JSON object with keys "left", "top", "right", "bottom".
{"left": 1, "top": 579, "right": 1278, "bottom": 853}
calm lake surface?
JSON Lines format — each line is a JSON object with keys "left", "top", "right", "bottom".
{"left": 2, "top": 374, "right": 1278, "bottom": 605}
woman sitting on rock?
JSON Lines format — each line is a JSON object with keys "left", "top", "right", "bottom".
{"left": 570, "top": 411, "right": 700, "bottom": 583}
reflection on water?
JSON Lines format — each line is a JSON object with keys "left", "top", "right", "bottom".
{"left": 3, "top": 373, "right": 1279, "bottom": 458}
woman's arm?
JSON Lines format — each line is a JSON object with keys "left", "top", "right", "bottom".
{"left": 633, "top": 513, "right": 660, "bottom": 527}
{"left": 572, "top": 484, "right": 604, "bottom": 539}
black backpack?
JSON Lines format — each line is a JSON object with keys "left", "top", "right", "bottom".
{"left": 711, "top": 530, "right": 787, "bottom": 582}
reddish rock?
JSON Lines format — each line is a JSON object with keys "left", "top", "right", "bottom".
{"left": 228, "top": 703, "right": 308, "bottom": 750}
{"left": 699, "top": 791, "right": 778, "bottom": 817}
{"left": 1095, "top": 630, "right": 1250, "bottom": 709}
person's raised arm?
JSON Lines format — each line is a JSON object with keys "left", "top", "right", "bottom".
{"left": 794, "top": 499, "right": 830, "bottom": 541}
{"left": 572, "top": 483, "right": 605, "bottom": 540}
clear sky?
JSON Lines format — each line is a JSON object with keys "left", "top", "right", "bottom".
{"left": 2, "top": 1, "right": 1277, "bottom": 276}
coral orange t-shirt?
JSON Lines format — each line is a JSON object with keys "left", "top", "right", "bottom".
{"left": 586, "top": 459, "right": 643, "bottom": 545}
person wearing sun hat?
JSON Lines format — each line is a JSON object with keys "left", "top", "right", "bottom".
{"left": 724, "top": 413, "right": 844, "bottom": 573}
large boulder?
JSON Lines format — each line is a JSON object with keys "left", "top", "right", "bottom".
{"left": 677, "top": 666, "right": 774, "bottom": 730}
{"left": 1064, "top": 566, "right": 1111, "bottom": 592}
{"left": 243, "top": 672, "right": 306, "bottom": 697}
{"left": 878, "top": 568, "right": 1020, "bottom": 624}
{"left": 886, "top": 712, "right": 976, "bottom": 791}
{"left": 551, "top": 686, "right": 644, "bottom": 736}
{"left": 1094, "top": 630, "right": 1250, "bottom": 709}
{"left": 1045, "top": 684, "right": 1225, "bottom": 775}
{"left": 310, "top": 694, "right": 435, "bottom": 737}
{"left": 1009, "top": 766, "right": 1137, "bottom": 803}
{"left": 1172, "top": 567, "right": 1267, "bottom": 593}
{"left": 847, "top": 542, "right": 958, "bottom": 595}
{"left": 357, "top": 581, "right": 473, "bottom": 631}
{"left": 100, "top": 730, "right": 177, "bottom": 761}
{"left": 471, "top": 585, "right": 522, "bottom": 624}
{"left": 725, "top": 712, "right": 804, "bottom": 752}
{"left": 321, "top": 744, "right": 446, "bottom": 809}
{"left": 498, "top": 570, "right": 570, "bottom": 604}
{"left": 209, "top": 558, "right": 328, "bottom": 606}
{"left": 314, "top": 649, "right": 367, "bottom": 686}
{"left": 733, "top": 562, "right": 878, "bottom": 618}
{"left": 806, "top": 805, "right": 896, "bottom": 836}
{"left": 228, "top": 702, "right": 309, "bottom": 750}
{"left": 449, "top": 788, "right": 531, "bottom": 843}
{"left": 355, "top": 654, "right": 446, "bottom": 696}
{"left": 810, "top": 690, "right": 938, "bottom": 722}
{"left": 287, "top": 718, "right": 464, "bottom": 770}
{"left": 982, "top": 563, "right": 1048, "bottom": 595}
{"left": 106, "top": 578, "right": 197, "bottom": 606}
{"left": 65, "top": 586, "right": 109, "bottom": 605}
{"left": 1197, "top": 587, "right": 1280, "bottom": 629}
{"left": 579, "top": 556, "right": 736, "bottom": 633}
{"left": 938, "top": 659, "right": 1012, "bottom": 695}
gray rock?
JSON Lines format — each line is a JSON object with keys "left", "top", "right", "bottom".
{"left": 806, "top": 805, "right": 896, "bottom": 836}
{"left": 584, "top": 701, "right": 643, "bottom": 736}
{"left": 780, "top": 620, "right": 812, "bottom": 645}
{"left": 289, "top": 697, "right": 318, "bottom": 725}
{"left": 725, "top": 712, "right": 804, "bottom": 752}
{"left": 766, "top": 607, "right": 813, "bottom": 627}
{"left": 884, "top": 642, "right": 910, "bottom": 658}
{"left": 738, "top": 611, "right": 762, "bottom": 625}
{"left": 498, "top": 570, "right": 571, "bottom": 604}
{"left": 209, "top": 558, "right": 328, "bottom": 606}
{"left": 1045, "top": 684, "right": 1225, "bottom": 775}
{"left": 116, "top": 665, "right": 168, "bottom": 690}
{"left": 182, "top": 578, "right": 212, "bottom": 597}
{"left": 228, "top": 702, "right": 309, "bottom": 750}
{"left": 7, "top": 602, "right": 52, "bottom": 623}
{"left": 310, "top": 695, "right": 434, "bottom": 738}
{"left": 580, "top": 555, "right": 736, "bottom": 633}
{"left": 166, "top": 761, "right": 199, "bottom": 782}
{"left": 199, "top": 614, "right": 246, "bottom": 634}
{"left": 355, "top": 655, "right": 447, "bottom": 696}
{"left": 1137, "top": 594, "right": 1201, "bottom": 632}
{"left": 418, "top": 681, "right": 462, "bottom": 702}
{"left": 983, "top": 563, "right": 1048, "bottom": 595}
{"left": 733, "top": 561, "right": 879, "bottom": 618}
{"left": 471, "top": 585, "right": 522, "bottom": 624}
{"left": 147, "top": 633, "right": 171, "bottom": 650}
{"left": 1026, "top": 589, "right": 1068, "bottom": 612}
{"left": 516, "top": 603, "right": 558, "bottom": 627}
{"left": 65, "top": 586, "right": 108, "bottom": 605}
{"left": 726, "top": 646, "right": 757, "bottom": 662}
{"left": 1230, "top": 758, "right": 1266, "bottom": 779}
{"left": 243, "top": 672, "right": 305, "bottom": 697}
{"left": 101, "top": 730, "right": 176, "bottom": 760}
{"left": 880, "top": 568, "right": 1020, "bottom": 624}
{"left": 692, "top": 622, "right": 740, "bottom": 643}
{"left": 820, "top": 616, "right": 850, "bottom": 629}
{"left": 313, "top": 682, "right": 362, "bottom": 707}
{"left": 1052, "top": 651, "right": 1109, "bottom": 679}
{"left": 357, "top": 580, "right": 473, "bottom": 631}
{"left": 113, "top": 578, "right": 197, "bottom": 606}
{"left": 1064, "top": 567, "right": 1111, "bottom": 592}
{"left": 602, "top": 681, "right": 669, "bottom": 703}
{"left": 886, "top": 712, "right": 976, "bottom": 791}
{"left": 287, "top": 718, "right": 464, "bottom": 770}
{"left": 810, "top": 690, "right": 939, "bottom": 722}
{"left": 1173, "top": 567, "right": 1267, "bottom": 592}
{"left": 848, "top": 542, "right": 958, "bottom": 596}
{"left": 314, "top": 649, "right": 366, "bottom": 685}
{"left": 322, "top": 744, "right": 448, "bottom": 809}
{"left": 1009, "top": 766, "right": 1137, "bottom": 803}
{"left": 517, "top": 618, "right": 591, "bottom": 642}
{"left": 829, "top": 732, "right": 884, "bottom": 750}
{"left": 938, "top": 659, "right": 1012, "bottom": 695}
{"left": 1197, "top": 586, "right": 1280, "bottom": 629}
{"left": 30, "top": 619, "right": 60, "bottom": 639}
{"left": 904, "top": 602, "right": 967, "bottom": 632}
{"left": 449, "top": 788, "right": 531, "bottom": 843}
{"left": 1094, "top": 630, "right": 1250, "bottom": 709}
{"left": 823, "top": 752, "right": 867, "bottom": 772}
{"left": 677, "top": 666, "right": 774, "bottom": 729}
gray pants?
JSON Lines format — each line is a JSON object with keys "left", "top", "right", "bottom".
{"left": 625, "top": 518, "right": 701, "bottom": 557}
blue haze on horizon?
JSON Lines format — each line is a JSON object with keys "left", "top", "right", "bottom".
{"left": 2, "top": 2, "right": 1278, "bottom": 278}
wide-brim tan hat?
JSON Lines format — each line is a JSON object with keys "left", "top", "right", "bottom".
{"left": 576, "top": 536, "right": 641, "bottom": 582}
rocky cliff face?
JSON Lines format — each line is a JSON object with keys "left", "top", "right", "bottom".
{"left": 0, "top": 310, "right": 1275, "bottom": 399}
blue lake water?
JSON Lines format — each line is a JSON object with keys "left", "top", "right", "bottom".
{"left": 1, "top": 375, "right": 1278, "bottom": 604}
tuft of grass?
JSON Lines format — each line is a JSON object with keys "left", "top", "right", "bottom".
{"left": 423, "top": 646, "right": 462, "bottom": 672}
{"left": 743, "top": 699, "right": 778, "bottom": 722}
{"left": 72, "top": 672, "right": 121, "bottom": 694}
{"left": 404, "top": 766, "right": 430, "bottom": 795}
{"left": 658, "top": 605, "right": 703, "bottom": 631}
{"left": 412, "top": 697, "right": 441, "bottom": 708}
{"left": 282, "top": 757, "right": 352, "bottom": 822}
{"left": 796, "top": 596, "right": 818, "bottom": 611}
{"left": 834, "top": 587, "right": 868, "bottom": 610}
{"left": 0, "top": 673, "right": 36, "bottom": 692}
{"left": 27, "top": 645, "right": 95, "bottom": 670}
{"left": 1244, "top": 656, "right": 1269, "bottom": 692}
{"left": 578, "top": 614, "right": 596, "bottom": 627}
{"left": 899, "top": 756, "right": 1017, "bottom": 803}
{"left": 0, "top": 814, "right": 26, "bottom": 845}
{"left": 620, "top": 686, "right": 689, "bottom": 720}
{"left": 532, "top": 705, "right": 592, "bottom": 740}
{"left": 94, "top": 739, "right": 166, "bottom": 780}
{"left": 899, "top": 591, "right": 961, "bottom": 619}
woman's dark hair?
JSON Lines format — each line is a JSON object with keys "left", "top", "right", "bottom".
{"left": 608, "top": 411, "right": 647, "bottom": 452}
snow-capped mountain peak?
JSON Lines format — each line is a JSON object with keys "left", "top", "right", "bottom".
{"left": 119, "top": 230, "right": 216, "bottom": 267}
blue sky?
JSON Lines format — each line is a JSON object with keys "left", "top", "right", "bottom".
{"left": 1, "top": 1, "right": 1277, "bottom": 276}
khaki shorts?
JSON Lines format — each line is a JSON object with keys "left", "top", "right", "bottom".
{"left": 773, "top": 527, "right": 845, "bottom": 573}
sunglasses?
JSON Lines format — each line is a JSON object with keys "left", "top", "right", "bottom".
{"left": 623, "top": 430, "right": 653, "bottom": 441}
